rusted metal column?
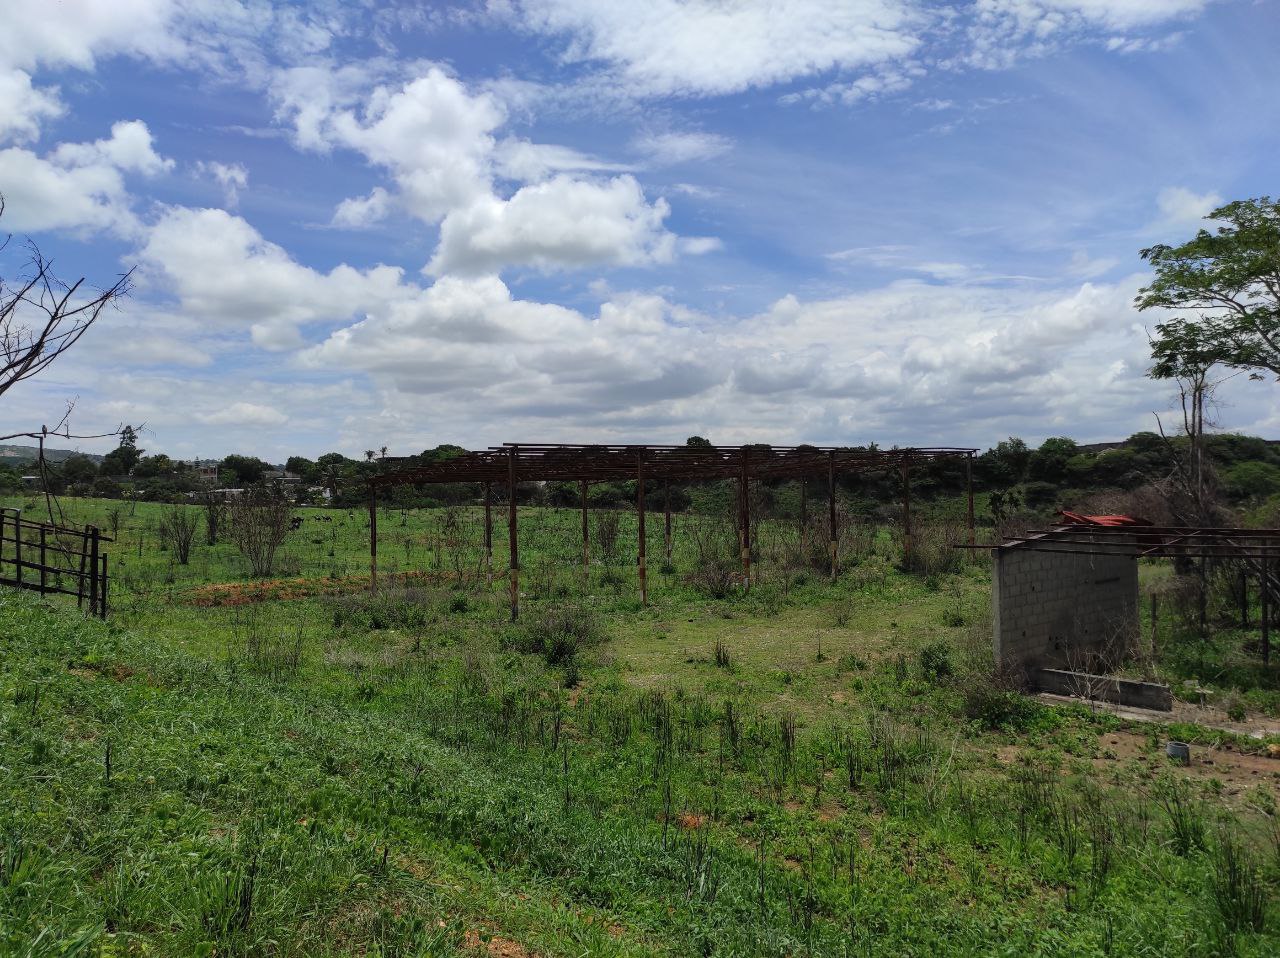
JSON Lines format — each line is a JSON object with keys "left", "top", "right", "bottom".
{"left": 965, "top": 451, "right": 975, "bottom": 549}
{"left": 508, "top": 446, "right": 519, "bottom": 622}
{"left": 663, "top": 479, "right": 672, "bottom": 568}
{"left": 14, "top": 510, "right": 22, "bottom": 589}
{"left": 739, "top": 447, "right": 751, "bottom": 588}
{"left": 1264, "top": 544, "right": 1272, "bottom": 667}
{"left": 799, "top": 478, "right": 807, "bottom": 538}
{"left": 828, "top": 451, "right": 837, "bottom": 580}
{"left": 368, "top": 488, "right": 378, "bottom": 592}
{"left": 483, "top": 481, "right": 493, "bottom": 586}
{"left": 580, "top": 480, "right": 590, "bottom": 577}
{"left": 88, "top": 526, "right": 99, "bottom": 614}
{"left": 637, "top": 452, "right": 647, "bottom": 606}
{"left": 100, "top": 552, "right": 108, "bottom": 619}
{"left": 901, "top": 460, "right": 913, "bottom": 570}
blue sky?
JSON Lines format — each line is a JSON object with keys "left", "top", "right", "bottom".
{"left": 1, "top": 0, "right": 1277, "bottom": 461}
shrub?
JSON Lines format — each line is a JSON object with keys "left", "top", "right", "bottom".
{"left": 962, "top": 684, "right": 1040, "bottom": 730}
{"left": 329, "top": 588, "right": 432, "bottom": 631}
{"left": 1210, "top": 832, "right": 1267, "bottom": 935}
{"left": 919, "top": 641, "right": 953, "bottom": 682}
{"left": 713, "top": 637, "right": 732, "bottom": 669}
{"left": 157, "top": 505, "right": 198, "bottom": 565}
{"left": 512, "top": 606, "right": 605, "bottom": 665}
{"left": 899, "top": 521, "right": 965, "bottom": 576}
{"left": 229, "top": 486, "right": 292, "bottom": 577}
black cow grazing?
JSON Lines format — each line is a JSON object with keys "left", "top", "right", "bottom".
{"left": 289, "top": 516, "right": 304, "bottom": 530}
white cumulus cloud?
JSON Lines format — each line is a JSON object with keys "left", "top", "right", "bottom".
{"left": 429, "top": 175, "right": 676, "bottom": 275}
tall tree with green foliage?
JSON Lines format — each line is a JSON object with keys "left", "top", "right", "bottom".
{"left": 1137, "top": 196, "right": 1280, "bottom": 378}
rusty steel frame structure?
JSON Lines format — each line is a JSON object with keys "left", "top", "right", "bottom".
{"left": 369, "top": 442, "right": 977, "bottom": 620}
{"left": 965, "top": 523, "right": 1280, "bottom": 664}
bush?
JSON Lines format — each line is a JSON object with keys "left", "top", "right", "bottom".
{"left": 329, "top": 588, "right": 432, "bottom": 631}
{"left": 919, "top": 641, "right": 953, "bottom": 681}
{"left": 962, "top": 684, "right": 1040, "bottom": 730}
{"left": 157, "top": 505, "right": 198, "bottom": 565}
{"left": 511, "top": 606, "right": 605, "bottom": 665}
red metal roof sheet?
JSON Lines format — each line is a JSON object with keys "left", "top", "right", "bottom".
{"left": 1059, "top": 510, "right": 1151, "bottom": 527}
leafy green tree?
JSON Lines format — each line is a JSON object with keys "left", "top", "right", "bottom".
{"left": 220, "top": 454, "right": 269, "bottom": 486}
{"left": 61, "top": 453, "right": 98, "bottom": 484}
{"left": 1028, "top": 438, "right": 1077, "bottom": 482}
{"left": 132, "top": 454, "right": 174, "bottom": 479}
{"left": 1225, "top": 461, "right": 1280, "bottom": 501}
{"left": 974, "top": 437, "right": 1030, "bottom": 488}
{"left": 1137, "top": 197, "right": 1280, "bottom": 379}
{"left": 101, "top": 426, "right": 143, "bottom": 476}
{"left": 285, "top": 456, "right": 317, "bottom": 481}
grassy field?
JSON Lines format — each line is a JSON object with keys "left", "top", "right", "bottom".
{"left": 2, "top": 494, "right": 1279, "bottom": 956}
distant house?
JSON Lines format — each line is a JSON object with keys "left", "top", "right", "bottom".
{"left": 184, "top": 460, "right": 220, "bottom": 484}
{"left": 262, "top": 469, "right": 302, "bottom": 488}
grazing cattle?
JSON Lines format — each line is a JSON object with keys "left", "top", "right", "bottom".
{"left": 289, "top": 516, "right": 303, "bottom": 530}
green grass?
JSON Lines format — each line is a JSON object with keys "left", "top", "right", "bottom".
{"left": 2, "top": 496, "right": 1278, "bottom": 956}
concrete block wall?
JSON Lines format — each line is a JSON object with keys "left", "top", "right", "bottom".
{"left": 993, "top": 540, "right": 1139, "bottom": 675}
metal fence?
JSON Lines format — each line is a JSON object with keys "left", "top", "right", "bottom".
{"left": 0, "top": 508, "right": 110, "bottom": 617}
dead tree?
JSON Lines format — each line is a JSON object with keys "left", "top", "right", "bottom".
{"left": 229, "top": 486, "right": 293, "bottom": 577}
{"left": 201, "top": 490, "right": 225, "bottom": 546}
{"left": 157, "top": 505, "right": 198, "bottom": 565}
{"left": 1, "top": 198, "right": 133, "bottom": 406}
{"left": 0, "top": 196, "right": 135, "bottom": 527}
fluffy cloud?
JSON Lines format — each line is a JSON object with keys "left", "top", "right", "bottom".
{"left": 332, "top": 187, "right": 391, "bottom": 229}
{"left": 198, "top": 401, "right": 289, "bottom": 427}
{"left": 0, "top": 120, "right": 171, "bottom": 235}
{"left": 0, "top": 70, "right": 64, "bottom": 144}
{"left": 302, "top": 275, "right": 717, "bottom": 427}
{"left": 273, "top": 63, "right": 681, "bottom": 275}
{"left": 508, "top": 0, "right": 924, "bottom": 98}
{"left": 0, "top": 0, "right": 184, "bottom": 74}
{"left": 298, "top": 265, "right": 1177, "bottom": 447}
{"left": 196, "top": 160, "right": 249, "bottom": 207}
{"left": 139, "top": 207, "right": 408, "bottom": 349}
{"left": 272, "top": 64, "right": 503, "bottom": 222}
{"left": 430, "top": 175, "right": 677, "bottom": 275}
{"left": 1153, "top": 186, "right": 1223, "bottom": 231}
